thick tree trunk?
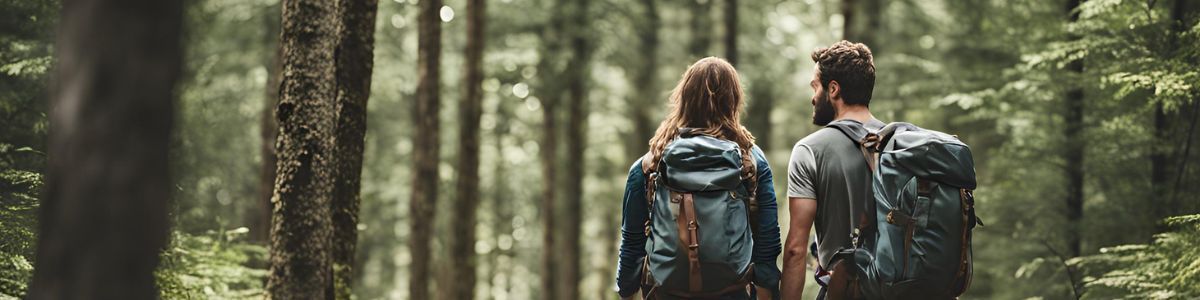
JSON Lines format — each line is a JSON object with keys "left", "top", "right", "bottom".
{"left": 446, "top": 0, "right": 486, "bottom": 298}
{"left": 330, "top": 0, "right": 378, "bottom": 298}
{"left": 1063, "top": 0, "right": 1085, "bottom": 258}
{"left": 29, "top": 0, "right": 182, "bottom": 298}
{"left": 254, "top": 3, "right": 283, "bottom": 244}
{"left": 266, "top": 0, "right": 340, "bottom": 297}
{"left": 559, "top": 0, "right": 591, "bottom": 298}
{"left": 411, "top": 0, "right": 443, "bottom": 297}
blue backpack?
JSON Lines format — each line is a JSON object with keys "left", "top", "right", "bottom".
{"left": 638, "top": 129, "right": 760, "bottom": 298}
{"left": 824, "top": 120, "right": 982, "bottom": 299}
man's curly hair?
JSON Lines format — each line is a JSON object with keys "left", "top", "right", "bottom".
{"left": 811, "top": 40, "right": 875, "bottom": 106}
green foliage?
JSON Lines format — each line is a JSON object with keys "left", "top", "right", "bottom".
{"left": 0, "top": 168, "right": 40, "bottom": 299}
{"left": 1074, "top": 215, "right": 1200, "bottom": 299}
{"left": 156, "top": 228, "right": 268, "bottom": 299}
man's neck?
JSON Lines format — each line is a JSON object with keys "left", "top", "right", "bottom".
{"left": 835, "top": 105, "right": 876, "bottom": 124}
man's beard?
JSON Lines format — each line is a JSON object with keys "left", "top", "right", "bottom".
{"left": 812, "top": 90, "right": 836, "bottom": 126}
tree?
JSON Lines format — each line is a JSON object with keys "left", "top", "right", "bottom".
{"left": 560, "top": 0, "right": 592, "bottom": 297}
{"left": 538, "top": 0, "right": 567, "bottom": 297}
{"left": 689, "top": 0, "right": 712, "bottom": 58}
{"left": 1063, "top": 0, "right": 1085, "bottom": 258}
{"left": 626, "top": 0, "right": 659, "bottom": 162}
{"left": 724, "top": 0, "right": 737, "bottom": 65}
{"left": 410, "top": 0, "right": 443, "bottom": 297}
{"left": 265, "top": 0, "right": 340, "bottom": 297}
{"left": 446, "top": 0, "right": 486, "bottom": 298}
{"left": 28, "top": 0, "right": 183, "bottom": 298}
{"left": 330, "top": 0, "right": 378, "bottom": 298}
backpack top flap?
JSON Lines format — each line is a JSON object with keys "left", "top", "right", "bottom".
{"left": 880, "top": 122, "right": 977, "bottom": 190}
{"left": 660, "top": 133, "right": 744, "bottom": 192}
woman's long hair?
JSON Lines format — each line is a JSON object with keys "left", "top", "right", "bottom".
{"left": 647, "top": 57, "right": 756, "bottom": 162}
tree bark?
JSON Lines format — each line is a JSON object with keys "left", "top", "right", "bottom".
{"left": 446, "top": 0, "right": 486, "bottom": 298}
{"left": 29, "top": 0, "right": 182, "bottom": 298}
{"left": 266, "top": 0, "right": 340, "bottom": 297}
{"left": 1063, "top": 0, "right": 1085, "bottom": 257}
{"left": 330, "top": 0, "right": 378, "bottom": 298}
{"left": 411, "top": 0, "right": 443, "bottom": 297}
{"left": 559, "top": 0, "right": 591, "bottom": 298}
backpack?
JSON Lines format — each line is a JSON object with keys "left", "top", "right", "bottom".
{"left": 639, "top": 128, "right": 760, "bottom": 298}
{"left": 824, "top": 120, "right": 982, "bottom": 300}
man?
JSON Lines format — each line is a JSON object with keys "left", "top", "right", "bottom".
{"left": 780, "top": 40, "right": 882, "bottom": 299}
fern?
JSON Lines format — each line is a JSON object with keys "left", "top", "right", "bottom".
{"left": 1074, "top": 215, "right": 1200, "bottom": 299}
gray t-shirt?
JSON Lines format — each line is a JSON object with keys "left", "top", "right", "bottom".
{"left": 787, "top": 119, "right": 884, "bottom": 268}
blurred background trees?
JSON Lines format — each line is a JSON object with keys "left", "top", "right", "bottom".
{"left": 1, "top": 0, "right": 1198, "bottom": 299}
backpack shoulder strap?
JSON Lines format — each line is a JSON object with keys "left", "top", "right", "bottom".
{"left": 824, "top": 120, "right": 881, "bottom": 247}
{"left": 741, "top": 146, "right": 761, "bottom": 242}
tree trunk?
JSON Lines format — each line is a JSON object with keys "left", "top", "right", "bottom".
{"left": 747, "top": 83, "right": 773, "bottom": 150}
{"left": 842, "top": 0, "right": 881, "bottom": 46}
{"left": 411, "top": 0, "right": 443, "bottom": 297}
{"left": 1063, "top": 0, "right": 1085, "bottom": 258}
{"left": 559, "top": 0, "right": 591, "bottom": 298}
{"left": 724, "top": 0, "right": 737, "bottom": 65}
{"left": 626, "top": 0, "right": 658, "bottom": 162}
{"left": 266, "top": 0, "right": 340, "bottom": 297}
{"left": 689, "top": 0, "right": 712, "bottom": 58}
{"left": 539, "top": 0, "right": 567, "bottom": 298}
{"left": 446, "top": 0, "right": 486, "bottom": 298}
{"left": 613, "top": 0, "right": 657, "bottom": 296}
{"left": 330, "top": 0, "right": 378, "bottom": 298}
{"left": 28, "top": 0, "right": 182, "bottom": 298}
{"left": 491, "top": 96, "right": 513, "bottom": 300}
{"left": 254, "top": 2, "right": 283, "bottom": 244}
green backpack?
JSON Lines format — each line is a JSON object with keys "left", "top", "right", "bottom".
{"left": 639, "top": 129, "right": 760, "bottom": 298}
{"left": 825, "top": 120, "right": 982, "bottom": 299}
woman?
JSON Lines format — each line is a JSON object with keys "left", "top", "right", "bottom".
{"left": 614, "top": 57, "right": 782, "bottom": 300}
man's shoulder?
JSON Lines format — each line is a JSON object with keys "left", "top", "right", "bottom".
{"left": 795, "top": 127, "right": 847, "bottom": 151}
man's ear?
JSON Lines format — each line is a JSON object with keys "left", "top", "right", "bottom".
{"left": 828, "top": 80, "right": 842, "bottom": 102}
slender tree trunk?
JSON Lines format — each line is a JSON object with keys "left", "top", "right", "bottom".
{"left": 329, "top": 0, "right": 378, "bottom": 298}
{"left": 1063, "top": 0, "right": 1085, "bottom": 257}
{"left": 613, "top": 0, "right": 657, "bottom": 296}
{"left": 626, "top": 0, "right": 658, "bottom": 162}
{"left": 689, "top": 0, "right": 712, "bottom": 58}
{"left": 747, "top": 83, "right": 773, "bottom": 150}
{"left": 492, "top": 97, "right": 513, "bottom": 300}
{"left": 539, "top": 0, "right": 567, "bottom": 298}
{"left": 255, "top": 3, "right": 283, "bottom": 244}
{"left": 29, "top": 0, "right": 182, "bottom": 298}
{"left": 724, "top": 0, "right": 737, "bottom": 65}
{"left": 559, "top": 0, "right": 591, "bottom": 298}
{"left": 446, "top": 0, "right": 487, "bottom": 298}
{"left": 411, "top": 0, "right": 443, "bottom": 297}
{"left": 266, "top": 0, "right": 340, "bottom": 297}
{"left": 841, "top": 0, "right": 856, "bottom": 41}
